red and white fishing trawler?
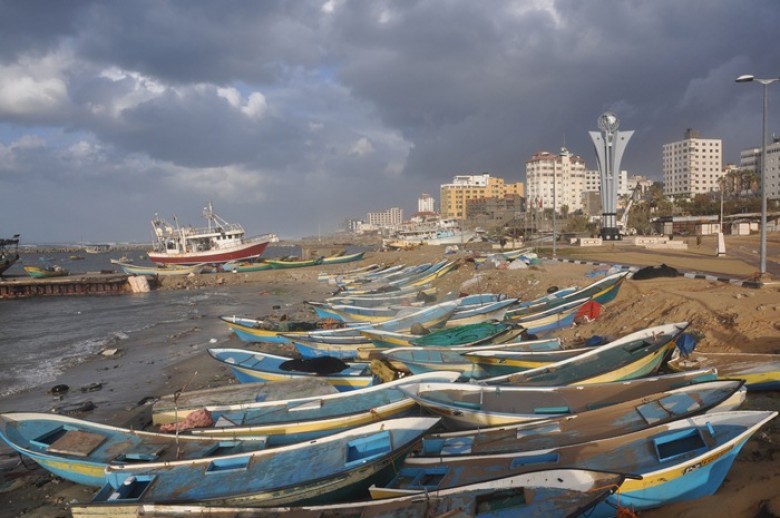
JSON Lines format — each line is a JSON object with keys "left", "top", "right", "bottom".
{"left": 147, "top": 202, "right": 270, "bottom": 265}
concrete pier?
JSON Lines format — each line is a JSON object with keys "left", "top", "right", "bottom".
{"left": 0, "top": 273, "right": 147, "bottom": 299}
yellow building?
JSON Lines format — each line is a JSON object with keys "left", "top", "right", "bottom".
{"left": 440, "top": 173, "right": 524, "bottom": 220}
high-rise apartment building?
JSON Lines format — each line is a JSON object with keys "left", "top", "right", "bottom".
{"left": 367, "top": 207, "right": 403, "bottom": 227}
{"left": 662, "top": 129, "right": 723, "bottom": 197}
{"left": 418, "top": 193, "right": 436, "bottom": 213}
{"left": 525, "top": 148, "right": 586, "bottom": 213}
{"left": 439, "top": 173, "right": 523, "bottom": 219}
{"left": 741, "top": 141, "right": 780, "bottom": 200}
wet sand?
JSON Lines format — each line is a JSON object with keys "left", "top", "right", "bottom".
{"left": 1, "top": 233, "right": 779, "bottom": 517}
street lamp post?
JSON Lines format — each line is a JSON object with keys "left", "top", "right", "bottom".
{"left": 736, "top": 74, "right": 780, "bottom": 277}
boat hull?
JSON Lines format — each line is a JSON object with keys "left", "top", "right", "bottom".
{"left": 148, "top": 240, "right": 269, "bottom": 265}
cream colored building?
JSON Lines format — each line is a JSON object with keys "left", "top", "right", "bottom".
{"left": 662, "top": 129, "right": 723, "bottom": 198}
{"left": 439, "top": 173, "right": 523, "bottom": 219}
{"left": 525, "top": 148, "right": 586, "bottom": 213}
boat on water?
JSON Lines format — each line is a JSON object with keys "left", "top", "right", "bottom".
{"left": 0, "top": 234, "right": 20, "bottom": 276}
{"left": 23, "top": 264, "right": 69, "bottom": 278}
{"left": 147, "top": 202, "right": 271, "bottom": 265}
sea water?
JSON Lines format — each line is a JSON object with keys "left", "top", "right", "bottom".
{"left": 0, "top": 246, "right": 302, "bottom": 399}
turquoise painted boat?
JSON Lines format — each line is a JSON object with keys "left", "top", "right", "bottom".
{"left": 505, "top": 271, "right": 628, "bottom": 320}
{"left": 483, "top": 322, "right": 689, "bottom": 386}
{"left": 219, "top": 315, "right": 349, "bottom": 344}
{"left": 23, "top": 264, "right": 69, "bottom": 278}
{"left": 207, "top": 348, "right": 378, "bottom": 392}
{"left": 418, "top": 379, "right": 746, "bottom": 456}
{"left": 399, "top": 369, "right": 718, "bottom": 430}
{"left": 72, "top": 469, "right": 624, "bottom": 518}
{"left": 221, "top": 260, "right": 271, "bottom": 272}
{"left": 183, "top": 371, "right": 461, "bottom": 445}
{"left": 360, "top": 321, "right": 519, "bottom": 350}
{"left": 151, "top": 378, "right": 339, "bottom": 426}
{"left": 0, "top": 412, "right": 267, "bottom": 487}
{"left": 320, "top": 251, "right": 366, "bottom": 265}
{"left": 506, "top": 297, "right": 590, "bottom": 335}
{"left": 379, "top": 337, "right": 564, "bottom": 379}
{"left": 90, "top": 417, "right": 440, "bottom": 507}
{"left": 266, "top": 256, "right": 325, "bottom": 269}
{"left": 370, "top": 411, "right": 777, "bottom": 516}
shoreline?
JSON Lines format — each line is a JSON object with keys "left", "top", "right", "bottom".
{"left": 1, "top": 236, "right": 779, "bottom": 517}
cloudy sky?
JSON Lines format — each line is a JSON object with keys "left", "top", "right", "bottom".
{"left": 1, "top": 1, "right": 777, "bottom": 243}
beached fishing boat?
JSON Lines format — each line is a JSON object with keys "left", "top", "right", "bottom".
{"left": 419, "top": 379, "right": 746, "bottom": 456}
{"left": 308, "top": 301, "right": 420, "bottom": 323}
{"left": 219, "top": 315, "right": 347, "bottom": 344}
{"left": 505, "top": 271, "right": 628, "bottom": 320}
{"left": 151, "top": 378, "right": 339, "bottom": 425}
{"left": 360, "top": 320, "right": 520, "bottom": 349}
{"left": 147, "top": 202, "right": 270, "bottom": 265}
{"left": 0, "top": 234, "right": 20, "bottom": 276}
{"left": 71, "top": 469, "right": 624, "bottom": 518}
{"left": 88, "top": 417, "right": 440, "bottom": 507}
{"left": 208, "top": 349, "right": 378, "bottom": 392}
{"left": 221, "top": 260, "right": 272, "bottom": 272}
{"left": 370, "top": 411, "right": 777, "bottom": 516}
{"left": 320, "top": 251, "right": 366, "bottom": 265}
{"left": 0, "top": 412, "right": 267, "bottom": 487}
{"left": 379, "top": 337, "right": 564, "bottom": 379}
{"left": 483, "top": 322, "right": 689, "bottom": 386}
{"left": 114, "top": 261, "right": 206, "bottom": 276}
{"left": 668, "top": 350, "right": 780, "bottom": 391}
{"left": 22, "top": 264, "right": 69, "bottom": 278}
{"left": 317, "top": 262, "right": 383, "bottom": 283}
{"left": 182, "top": 372, "right": 461, "bottom": 445}
{"left": 400, "top": 369, "right": 718, "bottom": 429}
{"left": 325, "top": 285, "right": 438, "bottom": 307}
{"left": 339, "top": 260, "right": 458, "bottom": 294}
{"left": 506, "top": 297, "right": 591, "bottom": 335}
{"left": 265, "top": 256, "right": 325, "bottom": 269}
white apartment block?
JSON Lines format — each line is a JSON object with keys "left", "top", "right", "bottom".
{"left": 662, "top": 129, "right": 723, "bottom": 198}
{"left": 584, "top": 169, "right": 630, "bottom": 196}
{"left": 525, "top": 148, "right": 586, "bottom": 213}
{"left": 418, "top": 193, "right": 436, "bottom": 213}
{"left": 741, "top": 142, "right": 780, "bottom": 200}
{"left": 367, "top": 207, "right": 403, "bottom": 227}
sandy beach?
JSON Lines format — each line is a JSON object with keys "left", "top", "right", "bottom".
{"left": 1, "top": 233, "right": 779, "bottom": 517}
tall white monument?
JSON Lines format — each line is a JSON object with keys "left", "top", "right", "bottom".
{"left": 589, "top": 113, "right": 634, "bottom": 240}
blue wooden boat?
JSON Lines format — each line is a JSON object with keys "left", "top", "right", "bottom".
{"left": 90, "top": 417, "right": 440, "bottom": 507}
{"left": 207, "top": 348, "right": 378, "bottom": 392}
{"left": 72, "top": 469, "right": 624, "bottom": 518}
{"left": 400, "top": 369, "right": 719, "bottom": 430}
{"left": 506, "top": 297, "right": 590, "bottom": 335}
{"left": 383, "top": 340, "right": 590, "bottom": 380}
{"left": 359, "top": 320, "right": 521, "bottom": 349}
{"left": 370, "top": 411, "right": 777, "bottom": 516}
{"left": 0, "top": 412, "right": 267, "bottom": 487}
{"left": 483, "top": 322, "right": 689, "bottom": 386}
{"left": 219, "top": 315, "right": 349, "bottom": 344}
{"left": 325, "top": 285, "right": 438, "bottom": 307}
{"left": 183, "top": 371, "right": 461, "bottom": 446}
{"left": 151, "top": 378, "right": 339, "bottom": 426}
{"left": 505, "top": 271, "right": 628, "bottom": 320}
{"left": 418, "top": 379, "right": 746, "bottom": 456}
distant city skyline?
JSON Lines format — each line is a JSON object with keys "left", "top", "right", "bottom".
{"left": 1, "top": 2, "right": 777, "bottom": 243}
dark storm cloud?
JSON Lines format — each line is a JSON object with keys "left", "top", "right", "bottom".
{"left": 0, "top": 0, "right": 778, "bottom": 242}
